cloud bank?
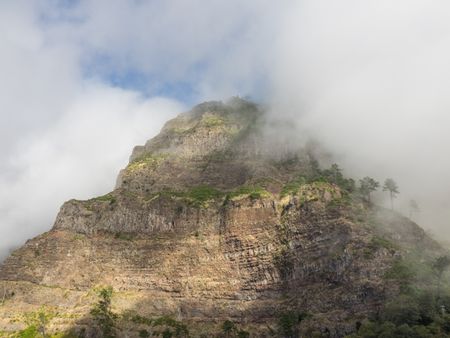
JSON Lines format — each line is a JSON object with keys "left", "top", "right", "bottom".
{"left": 2, "top": 0, "right": 450, "bottom": 258}
{"left": 271, "top": 0, "right": 450, "bottom": 235}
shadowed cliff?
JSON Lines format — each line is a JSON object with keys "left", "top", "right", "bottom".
{"left": 0, "top": 99, "right": 445, "bottom": 337}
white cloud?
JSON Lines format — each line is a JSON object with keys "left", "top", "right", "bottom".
{"left": 272, "top": 0, "right": 450, "bottom": 234}
{"left": 0, "top": 2, "right": 183, "bottom": 259}
{"left": 0, "top": 83, "right": 182, "bottom": 259}
{"left": 2, "top": 0, "right": 450, "bottom": 259}
{"left": 46, "top": 0, "right": 285, "bottom": 99}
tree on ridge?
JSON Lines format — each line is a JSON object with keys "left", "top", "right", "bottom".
{"left": 383, "top": 178, "right": 399, "bottom": 210}
{"left": 359, "top": 176, "right": 380, "bottom": 204}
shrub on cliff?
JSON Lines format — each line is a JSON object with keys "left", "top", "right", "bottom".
{"left": 221, "top": 320, "right": 250, "bottom": 338}
{"left": 90, "top": 286, "right": 117, "bottom": 338}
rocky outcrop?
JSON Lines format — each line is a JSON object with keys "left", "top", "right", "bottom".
{"left": 0, "top": 98, "right": 443, "bottom": 337}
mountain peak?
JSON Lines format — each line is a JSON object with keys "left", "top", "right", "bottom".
{"left": 115, "top": 98, "right": 311, "bottom": 196}
{"left": 0, "top": 100, "right": 445, "bottom": 337}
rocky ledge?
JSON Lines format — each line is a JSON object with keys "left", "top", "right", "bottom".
{"left": 0, "top": 98, "right": 443, "bottom": 337}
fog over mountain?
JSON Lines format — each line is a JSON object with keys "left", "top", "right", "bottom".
{"left": 2, "top": 0, "right": 450, "bottom": 260}
{"left": 270, "top": 1, "right": 450, "bottom": 238}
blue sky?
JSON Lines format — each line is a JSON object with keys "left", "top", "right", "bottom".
{"left": 34, "top": 0, "right": 278, "bottom": 105}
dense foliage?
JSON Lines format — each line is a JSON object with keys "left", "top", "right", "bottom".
{"left": 346, "top": 255, "right": 450, "bottom": 338}
{"left": 90, "top": 287, "right": 117, "bottom": 338}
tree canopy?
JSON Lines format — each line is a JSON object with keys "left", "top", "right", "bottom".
{"left": 383, "top": 178, "right": 399, "bottom": 210}
{"left": 359, "top": 176, "right": 380, "bottom": 203}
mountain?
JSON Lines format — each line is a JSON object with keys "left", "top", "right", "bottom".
{"left": 0, "top": 98, "right": 445, "bottom": 337}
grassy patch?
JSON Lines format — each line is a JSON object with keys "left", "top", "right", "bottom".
{"left": 17, "top": 325, "right": 39, "bottom": 338}
{"left": 370, "top": 236, "right": 397, "bottom": 251}
{"left": 15, "top": 307, "right": 57, "bottom": 338}
{"left": 384, "top": 259, "right": 416, "bottom": 284}
{"left": 152, "top": 315, "right": 189, "bottom": 336}
{"left": 364, "top": 236, "right": 397, "bottom": 259}
{"left": 226, "top": 185, "right": 270, "bottom": 201}
{"left": 127, "top": 313, "right": 153, "bottom": 326}
{"left": 127, "top": 153, "right": 168, "bottom": 172}
{"left": 124, "top": 312, "right": 189, "bottom": 337}
{"left": 154, "top": 184, "right": 270, "bottom": 208}
{"left": 276, "top": 311, "right": 311, "bottom": 338}
{"left": 200, "top": 114, "right": 226, "bottom": 127}
{"left": 185, "top": 186, "right": 223, "bottom": 206}
{"left": 89, "top": 193, "right": 116, "bottom": 204}
{"left": 281, "top": 177, "right": 307, "bottom": 197}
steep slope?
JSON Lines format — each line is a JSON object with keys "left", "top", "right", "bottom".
{"left": 0, "top": 98, "right": 443, "bottom": 337}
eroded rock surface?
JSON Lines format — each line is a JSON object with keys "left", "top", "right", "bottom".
{"left": 0, "top": 98, "right": 442, "bottom": 337}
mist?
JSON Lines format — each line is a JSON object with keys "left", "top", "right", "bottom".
{"left": 270, "top": 0, "right": 450, "bottom": 238}
{"left": 2, "top": 1, "right": 450, "bottom": 260}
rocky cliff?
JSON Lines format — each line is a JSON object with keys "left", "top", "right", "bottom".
{"left": 0, "top": 98, "right": 443, "bottom": 337}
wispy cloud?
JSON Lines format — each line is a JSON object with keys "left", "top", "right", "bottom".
{"left": 2, "top": 0, "right": 450, "bottom": 259}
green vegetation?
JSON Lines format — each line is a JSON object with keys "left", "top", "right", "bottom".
{"left": 384, "top": 259, "right": 416, "bottom": 285}
{"left": 281, "top": 177, "right": 307, "bottom": 197}
{"left": 363, "top": 236, "right": 397, "bottom": 258}
{"left": 348, "top": 255, "right": 450, "bottom": 337}
{"left": 359, "top": 177, "right": 380, "bottom": 203}
{"left": 139, "top": 329, "right": 150, "bottom": 338}
{"left": 89, "top": 193, "right": 116, "bottom": 204}
{"left": 383, "top": 178, "right": 400, "bottom": 210}
{"left": 8, "top": 306, "right": 81, "bottom": 338}
{"left": 14, "top": 307, "right": 57, "bottom": 338}
{"left": 185, "top": 185, "right": 222, "bottom": 204}
{"left": 90, "top": 286, "right": 117, "bottom": 338}
{"left": 126, "top": 313, "right": 189, "bottom": 337}
{"left": 221, "top": 320, "right": 249, "bottom": 338}
{"left": 170, "top": 99, "right": 259, "bottom": 146}
{"left": 314, "top": 163, "right": 356, "bottom": 192}
{"left": 276, "top": 311, "right": 310, "bottom": 338}
{"left": 346, "top": 291, "right": 450, "bottom": 337}
{"left": 370, "top": 236, "right": 397, "bottom": 251}
{"left": 281, "top": 162, "right": 356, "bottom": 199}
{"left": 433, "top": 255, "right": 450, "bottom": 300}
{"left": 127, "top": 153, "right": 168, "bottom": 172}
{"left": 200, "top": 114, "right": 226, "bottom": 128}
{"left": 155, "top": 184, "right": 271, "bottom": 208}
{"left": 127, "top": 313, "right": 153, "bottom": 326}
{"left": 226, "top": 185, "right": 270, "bottom": 201}
{"left": 152, "top": 316, "right": 189, "bottom": 337}
{"left": 16, "top": 325, "right": 40, "bottom": 338}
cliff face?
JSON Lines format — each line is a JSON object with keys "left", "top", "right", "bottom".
{"left": 0, "top": 98, "right": 442, "bottom": 337}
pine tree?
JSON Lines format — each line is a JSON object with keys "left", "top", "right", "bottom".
{"left": 359, "top": 177, "right": 379, "bottom": 203}
{"left": 383, "top": 178, "right": 399, "bottom": 210}
{"left": 90, "top": 286, "right": 117, "bottom": 338}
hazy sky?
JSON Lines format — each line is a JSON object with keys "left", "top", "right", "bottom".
{"left": 1, "top": 0, "right": 450, "bottom": 259}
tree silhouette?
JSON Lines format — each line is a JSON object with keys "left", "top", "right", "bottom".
{"left": 90, "top": 286, "right": 117, "bottom": 338}
{"left": 409, "top": 199, "right": 420, "bottom": 219}
{"left": 329, "top": 163, "right": 342, "bottom": 184}
{"left": 383, "top": 178, "right": 399, "bottom": 210}
{"left": 432, "top": 256, "right": 450, "bottom": 301}
{"left": 359, "top": 177, "right": 380, "bottom": 203}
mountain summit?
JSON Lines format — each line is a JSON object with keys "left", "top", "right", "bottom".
{"left": 0, "top": 99, "right": 444, "bottom": 337}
